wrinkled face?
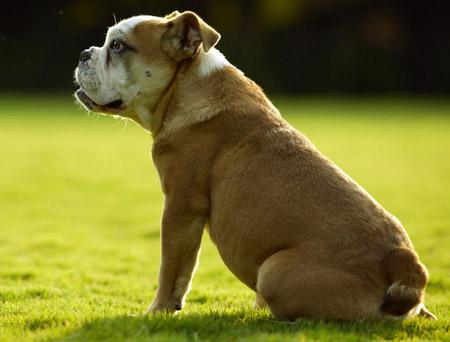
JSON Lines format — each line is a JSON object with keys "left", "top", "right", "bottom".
{"left": 74, "top": 15, "right": 177, "bottom": 125}
{"left": 74, "top": 11, "right": 221, "bottom": 130}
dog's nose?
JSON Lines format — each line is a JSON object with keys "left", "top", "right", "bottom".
{"left": 79, "top": 49, "right": 92, "bottom": 62}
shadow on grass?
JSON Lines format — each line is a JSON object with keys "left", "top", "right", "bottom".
{"left": 49, "top": 310, "right": 438, "bottom": 341}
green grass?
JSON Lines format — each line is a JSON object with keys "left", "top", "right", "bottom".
{"left": 0, "top": 94, "right": 449, "bottom": 341}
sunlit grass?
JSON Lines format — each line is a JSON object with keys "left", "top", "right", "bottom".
{"left": 0, "top": 95, "right": 449, "bottom": 341}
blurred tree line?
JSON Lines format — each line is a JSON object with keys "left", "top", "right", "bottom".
{"left": 1, "top": 0, "right": 449, "bottom": 94}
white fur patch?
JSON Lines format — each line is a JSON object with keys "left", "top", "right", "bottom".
{"left": 106, "top": 15, "right": 161, "bottom": 43}
{"left": 386, "top": 282, "right": 420, "bottom": 298}
{"left": 412, "top": 303, "right": 424, "bottom": 316}
{"left": 197, "top": 48, "right": 231, "bottom": 76}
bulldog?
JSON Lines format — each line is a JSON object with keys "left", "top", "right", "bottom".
{"left": 74, "top": 11, "right": 436, "bottom": 321}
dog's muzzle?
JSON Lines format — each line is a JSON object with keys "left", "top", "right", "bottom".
{"left": 75, "top": 48, "right": 124, "bottom": 113}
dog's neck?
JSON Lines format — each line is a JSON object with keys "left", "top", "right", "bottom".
{"left": 147, "top": 47, "right": 279, "bottom": 137}
{"left": 143, "top": 48, "right": 228, "bottom": 137}
{"left": 146, "top": 62, "right": 185, "bottom": 137}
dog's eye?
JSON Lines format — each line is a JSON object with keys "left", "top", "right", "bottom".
{"left": 110, "top": 39, "right": 124, "bottom": 52}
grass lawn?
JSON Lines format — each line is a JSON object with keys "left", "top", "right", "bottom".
{"left": 0, "top": 94, "right": 449, "bottom": 341}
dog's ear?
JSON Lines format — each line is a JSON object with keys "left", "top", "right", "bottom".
{"left": 164, "top": 11, "right": 181, "bottom": 20}
{"left": 161, "top": 11, "right": 221, "bottom": 61}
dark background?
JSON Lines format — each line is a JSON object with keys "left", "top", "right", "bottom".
{"left": 1, "top": 0, "right": 449, "bottom": 94}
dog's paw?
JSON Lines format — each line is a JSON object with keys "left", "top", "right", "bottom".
{"left": 146, "top": 300, "right": 182, "bottom": 315}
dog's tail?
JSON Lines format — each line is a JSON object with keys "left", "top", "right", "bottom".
{"left": 380, "top": 248, "right": 430, "bottom": 317}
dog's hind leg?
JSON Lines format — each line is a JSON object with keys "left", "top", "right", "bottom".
{"left": 256, "top": 250, "right": 384, "bottom": 321}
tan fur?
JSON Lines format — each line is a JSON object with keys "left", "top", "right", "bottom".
{"left": 76, "top": 11, "right": 435, "bottom": 321}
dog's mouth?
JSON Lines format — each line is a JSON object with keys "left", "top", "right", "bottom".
{"left": 75, "top": 89, "right": 124, "bottom": 113}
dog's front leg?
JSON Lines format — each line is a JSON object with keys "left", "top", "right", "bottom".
{"left": 148, "top": 200, "right": 205, "bottom": 314}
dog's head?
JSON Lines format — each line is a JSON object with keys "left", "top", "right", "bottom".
{"left": 74, "top": 11, "right": 220, "bottom": 128}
